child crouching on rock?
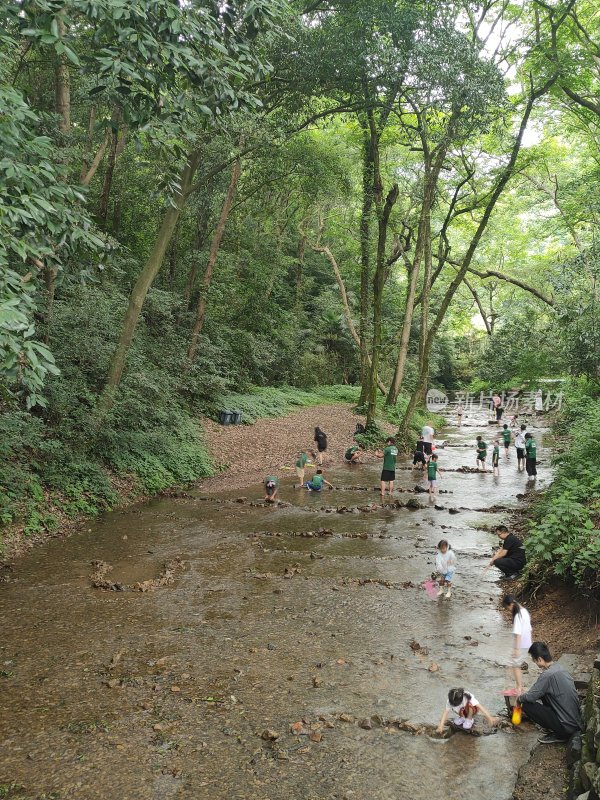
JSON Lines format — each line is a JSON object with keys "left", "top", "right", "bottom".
{"left": 436, "top": 688, "right": 499, "bottom": 733}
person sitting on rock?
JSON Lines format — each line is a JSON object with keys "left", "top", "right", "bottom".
{"left": 518, "top": 642, "right": 582, "bottom": 744}
{"left": 436, "top": 687, "right": 499, "bottom": 733}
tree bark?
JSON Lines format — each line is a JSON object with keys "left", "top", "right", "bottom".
{"left": 387, "top": 108, "right": 461, "bottom": 407}
{"left": 97, "top": 108, "right": 122, "bottom": 227}
{"left": 55, "top": 12, "right": 70, "bottom": 134}
{"left": 97, "top": 151, "right": 202, "bottom": 418}
{"left": 183, "top": 212, "right": 211, "bottom": 309}
{"left": 295, "top": 232, "right": 306, "bottom": 309}
{"left": 311, "top": 243, "right": 387, "bottom": 395}
{"left": 365, "top": 181, "right": 399, "bottom": 428}
{"left": 464, "top": 277, "right": 492, "bottom": 334}
{"left": 187, "top": 146, "right": 243, "bottom": 363}
{"left": 358, "top": 128, "right": 374, "bottom": 405}
{"left": 398, "top": 80, "right": 555, "bottom": 441}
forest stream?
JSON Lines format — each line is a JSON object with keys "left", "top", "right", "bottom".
{"left": 0, "top": 410, "right": 555, "bottom": 800}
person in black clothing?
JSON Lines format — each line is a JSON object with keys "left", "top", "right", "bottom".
{"left": 413, "top": 437, "right": 427, "bottom": 471}
{"left": 483, "top": 525, "right": 526, "bottom": 579}
{"left": 314, "top": 427, "right": 328, "bottom": 465}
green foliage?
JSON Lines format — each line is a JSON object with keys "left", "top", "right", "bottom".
{"left": 526, "top": 385, "right": 600, "bottom": 592}
{"left": 208, "top": 385, "right": 360, "bottom": 424}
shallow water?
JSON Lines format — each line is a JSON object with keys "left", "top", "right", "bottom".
{"left": 0, "top": 412, "right": 553, "bottom": 799}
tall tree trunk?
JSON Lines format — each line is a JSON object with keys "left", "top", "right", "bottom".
{"left": 80, "top": 106, "right": 96, "bottom": 182}
{"left": 187, "top": 147, "right": 242, "bottom": 363}
{"left": 398, "top": 83, "right": 553, "bottom": 441}
{"left": 365, "top": 181, "right": 399, "bottom": 429}
{"left": 418, "top": 212, "right": 433, "bottom": 367}
{"left": 97, "top": 151, "right": 201, "bottom": 419}
{"left": 43, "top": 265, "right": 58, "bottom": 344}
{"left": 183, "top": 213, "right": 210, "bottom": 309}
{"left": 358, "top": 130, "right": 374, "bottom": 405}
{"left": 295, "top": 232, "right": 306, "bottom": 310}
{"left": 310, "top": 244, "right": 387, "bottom": 395}
{"left": 97, "top": 108, "right": 122, "bottom": 227}
{"left": 55, "top": 12, "right": 70, "bottom": 134}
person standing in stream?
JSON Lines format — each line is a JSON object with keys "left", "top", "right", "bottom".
{"left": 502, "top": 594, "right": 532, "bottom": 694}
{"left": 476, "top": 436, "right": 487, "bottom": 471}
{"left": 502, "top": 424, "right": 512, "bottom": 458}
{"left": 525, "top": 432, "right": 537, "bottom": 479}
{"left": 295, "top": 450, "right": 316, "bottom": 488}
{"left": 314, "top": 427, "right": 328, "bottom": 466}
{"left": 515, "top": 424, "right": 527, "bottom": 472}
{"left": 376, "top": 437, "right": 398, "bottom": 499}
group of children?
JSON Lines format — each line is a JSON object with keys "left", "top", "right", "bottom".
{"left": 434, "top": 535, "right": 534, "bottom": 735}
{"left": 474, "top": 423, "right": 538, "bottom": 478}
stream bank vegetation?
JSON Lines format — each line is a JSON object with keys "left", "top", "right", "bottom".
{"left": 1, "top": 0, "right": 598, "bottom": 560}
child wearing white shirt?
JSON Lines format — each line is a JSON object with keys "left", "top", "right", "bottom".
{"left": 502, "top": 594, "right": 533, "bottom": 693}
{"left": 436, "top": 688, "right": 499, "bottom": 733}
{"left": 435, "top": 540, "right": 456, "bottom": 599}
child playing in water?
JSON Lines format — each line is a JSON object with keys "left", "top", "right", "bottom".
{"left": 435, "top": 539, "right": 456, "bottom": 599}
{"left": 502, "top": 594, "right": 532, "bottom": 694}
{"left": 492, "top": 439, "right": 500, "bottom": 476}
{"left": 436, "top": 688, "right": 499, "bottom": 733}
{"left": 525, "top": 432, "right": 537, "bottom": 479}
{"left": 427, "top": 453, "right": 441, "bottom": 498}
{"left": 295, "top": 450, "right": 316, "bottom": 487}
{"left": 376, "top": 437, "right": 398, "bottom": 498}
{"left": 344, "top": 445, "right": 361, "bottom": 464}
{"left": 306, "top": 468, "right": 334, "bottom": 492}
{"left": 502, "top": 424, "right": 512, "bottom": 457}
{"left": 264, "top": 475, "right": 279, "bottom": 502}
{"left": 413, "top": 437, "right": 427, "bottom": 471}
{"left": 476, "top": 436, "right": 487, "bottom": 471}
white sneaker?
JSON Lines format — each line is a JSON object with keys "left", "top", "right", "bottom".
{"left": 462, "top": 718, "right": 474, "bottom": 730}
{"left": 453, "top": 717, "right": 464, "bottom": 727}
{"left": 437, "top": 588, "right": 444, "bottom": 597}
{"left": 445, "top": 589, "right": 452, "bottom": 598}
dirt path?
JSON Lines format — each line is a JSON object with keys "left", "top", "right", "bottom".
{"left": 197, "top": 403, "right": 395, "bottom": 493}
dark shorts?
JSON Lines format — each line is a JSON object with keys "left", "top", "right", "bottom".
{"left": 317, "top": 442, "right": 327, "bottom": 452}
{"left": 413, "top": 452, "right": 426, "bottom": 464}
{"left": 265, "top": 483, "right": 276, "bottom": 497}
{"left": 516, "top": 448, "right": 525, "bottom": 460}
{"left": 503, "top": 442, "right": 510, "bottom": 449}
{"left": 381, "top": 469, "right": 396, "bottom": 482}
{"left": 423, "top": 442, "right": 433, "bottom": 456}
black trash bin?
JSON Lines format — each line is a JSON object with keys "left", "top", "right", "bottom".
{"left": 231, "top": 410, "right": 243, "bottom": 425}
{"left": 218, "top": 409, "right": 233, "bottom": 425}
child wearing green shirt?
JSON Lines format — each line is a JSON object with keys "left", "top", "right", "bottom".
{"left": 427, "top": 454, "right": 441, "bottom": 497}
{"left": 502, "top": 424, "right": 512, "bottom": 458}
{"left": 476, "top": 436, "right": 487, "bottom": 471}
{"left": 376, "top": 437, "right": 398, "bottom": 498}
{"left": 295, "top": 450, "right": 316, "bottom": 487}
{"left": 492, "top": 439, "right": 500, "bottom": 476}
{"left": 525, "top": 433, "right": 537, "bottom": 479}
{"left": 306, "top": 468, "right": 334, "bottom": 492}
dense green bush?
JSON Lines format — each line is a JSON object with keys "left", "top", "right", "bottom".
{"left": 525, "top": 381, "right": 600, "bottom": 592}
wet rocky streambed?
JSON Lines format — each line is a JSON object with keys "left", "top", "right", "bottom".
{"left": 0, "top": 414, "right": 554, "bottom": 799}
